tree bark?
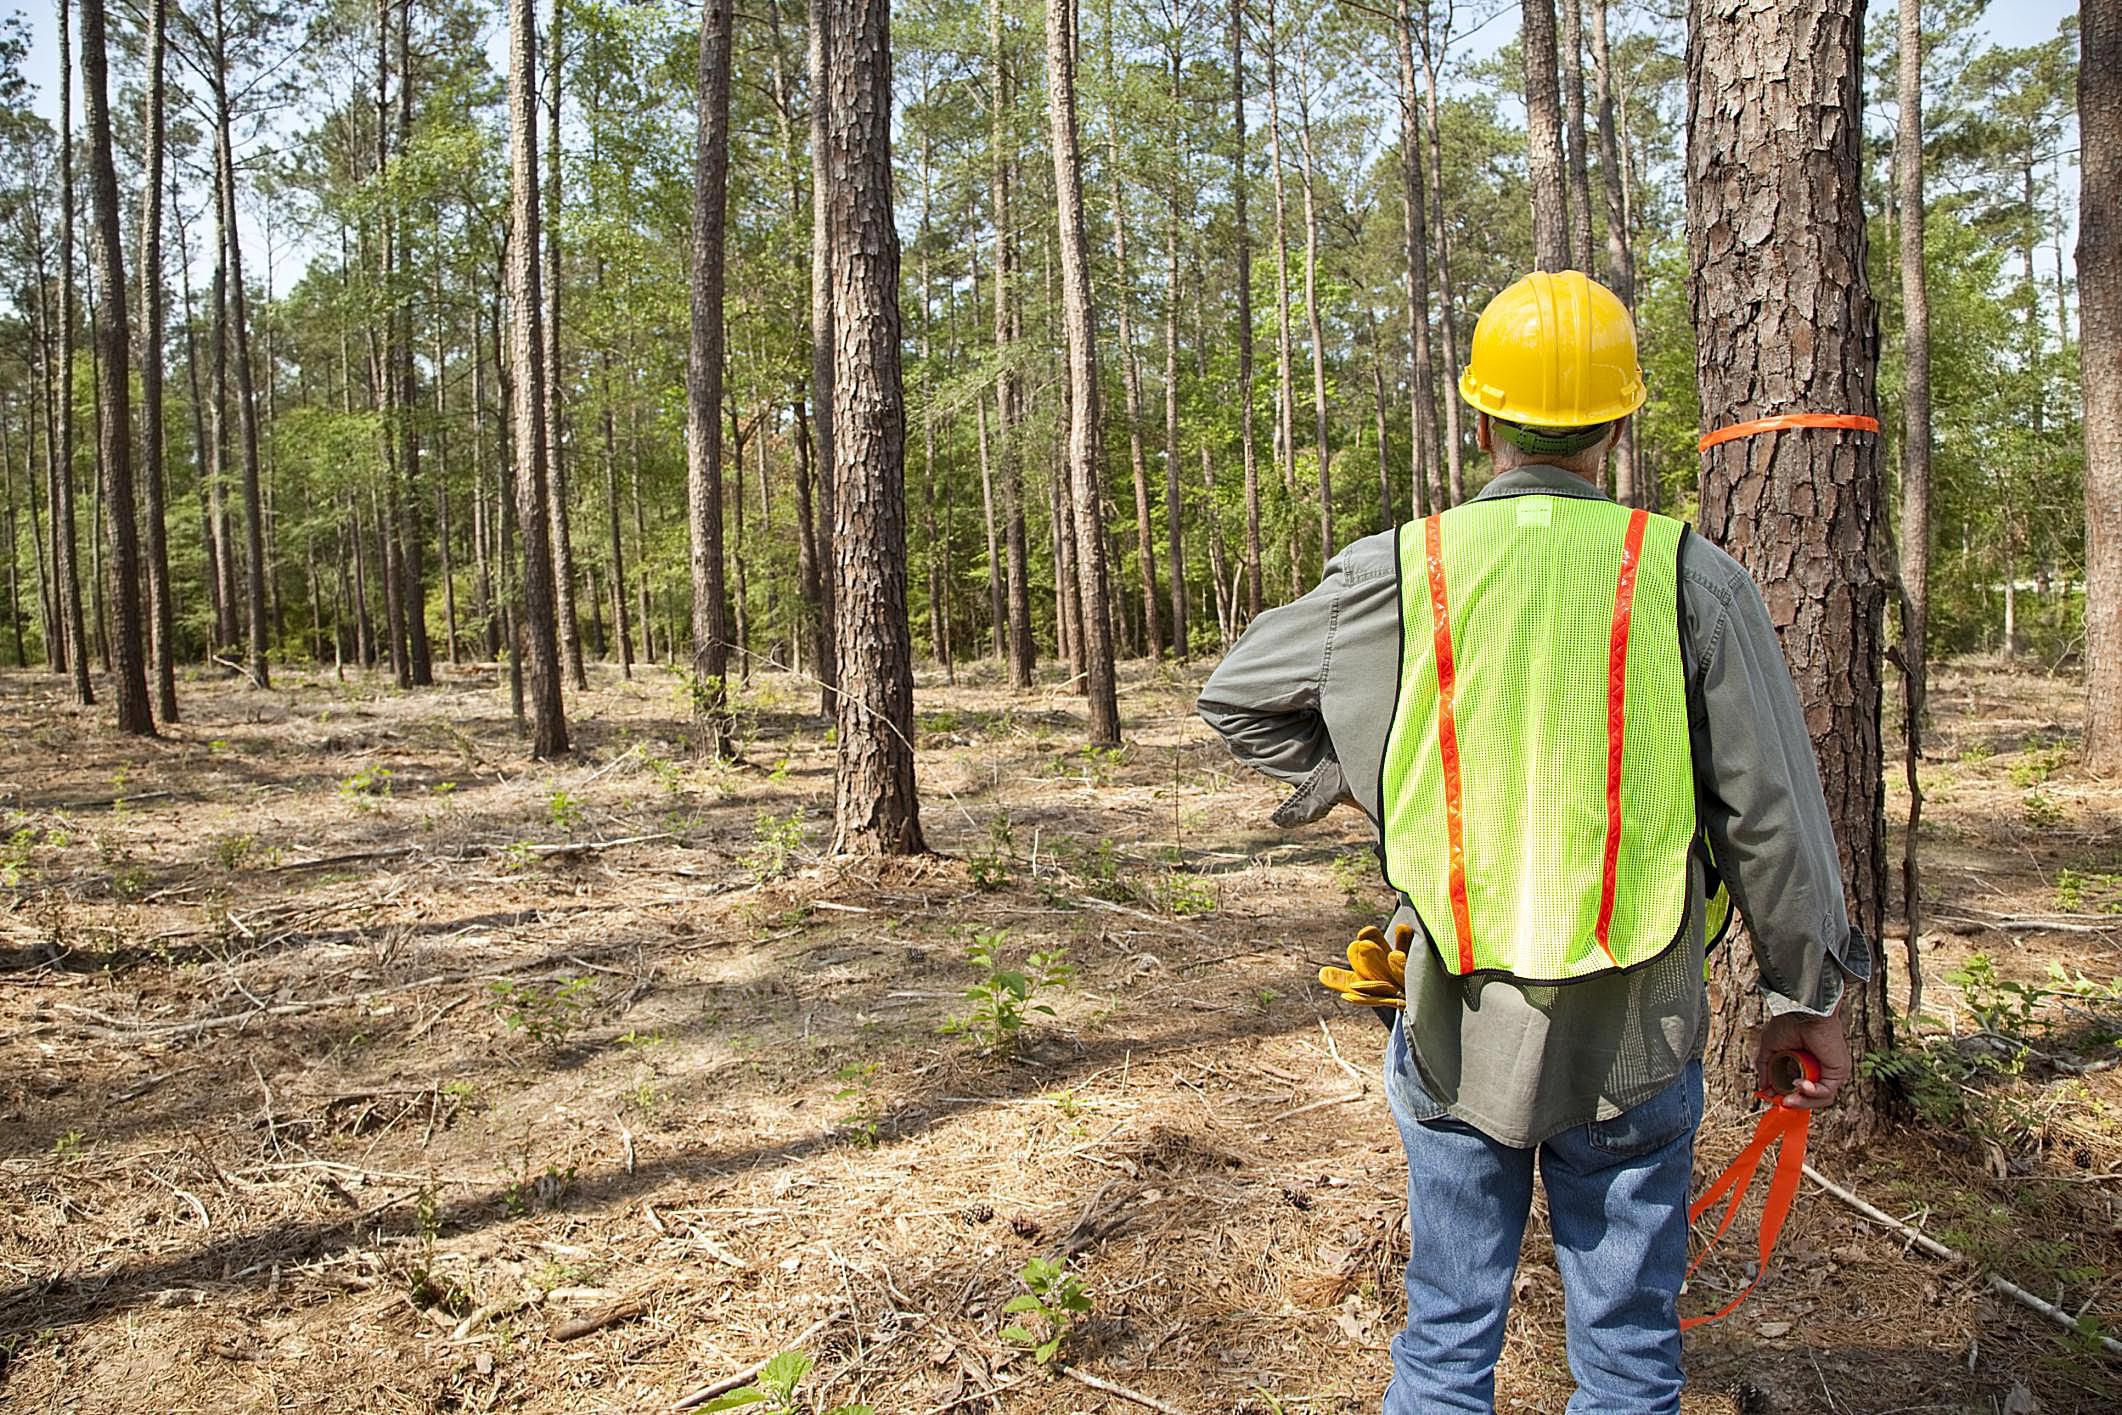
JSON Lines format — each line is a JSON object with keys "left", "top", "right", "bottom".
{"left": 506, "top": 0, "right": 568, "bottom": 757}
{"left": 545, "top": 0, "right": 584, "bottom": 690}
{"left": 1294, "top": 51, "right": 1333, "bottom": 564}
{"left": 1560, "top": 0, "right": 1595, "bottom": 273}
{"left": 2083, "top": 0, "right": 2122, "bottom": 775}
{"left": 1262, "top": 4, "right": 1301, "bottom": 594}
{"left": 1393, "top": 0, "right": 1436, "bottom": 519}
{"left": 825, "top": 0, "right": 925, "bottom": 852}
{"left": 1, "top": 404, "right": 22, "bottom": 666}
{"left": 1106, "top": 13, "right": 1161, "bottom": 660}
{"left": 1161, "top": 32, "right": 1188, "bottom": 655}
{"left": 1416, "top": 4, "right": 1462, "bottom": 506}
{"left": 688, "top": 0, "right": 737, "bottom": 755}
{"left": 55, "top": 0, "right": 93, "bottom": 705}
{"left": 1687, "top": 0, "right": 1890, "bottom": 1134}
{"left": 137, "top": 0, "right": 176, "bottom": 720}
{"left": 1047, "top": 0, "right": 1120, "bottom": 745}
{"left": 991, "top": 0, "right": 1035, "bottom": 688}
{"left": 1522, "top": 0, "right": 1570, "bottom": 273}
{"left": 810, "top": 0, "right": 840, "bottom": 710}
{"left": 79, "top": 0, "right": 151, "bottom": 730}
{"left": 1895, "top": 0, "right": 1932, "bottom": 1004}
{"left": 1590, "top": 0, "right": 1641, "bottom": 507}
{"left": 1230, "top": 0, "right": 1262, "bottom": 619}
{"left": 212, "top": 0, "right": 270, "bottom": 689}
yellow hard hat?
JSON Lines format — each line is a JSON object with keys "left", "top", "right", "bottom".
{"left": 1458, "top": 271, "right": 1646, "bottom": 428}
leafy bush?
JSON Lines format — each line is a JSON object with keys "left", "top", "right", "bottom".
{"left": 1001, "top": 1255, "right": 1092, "bottom": 1366}
{"left": 940, "top": 931, "right": 1071, "bottom": 1053}
{"left": 697, "top": 1349, "right": 871, "bottom": 1414}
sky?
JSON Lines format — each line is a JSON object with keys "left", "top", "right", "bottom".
{"left": 2, "top": 0, "right": 2088, "bottom": 296}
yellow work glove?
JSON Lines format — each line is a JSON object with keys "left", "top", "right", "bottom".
{"left": 1317, "top": 923, "right": 1411, "bottom": 1009}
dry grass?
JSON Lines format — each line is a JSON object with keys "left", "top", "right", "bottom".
{"left": 0, "top": 653, "right": 2114, "bottom": 1413}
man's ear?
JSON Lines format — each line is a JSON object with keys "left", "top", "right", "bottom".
{"left": 1475, "top": 413, "right": 1492, "bottom": 454}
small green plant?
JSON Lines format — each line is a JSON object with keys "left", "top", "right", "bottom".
{"left": 487, "top": 976, "right": 593, "bottom": 1045}
{"left": 1001, "top": 1255, "right": 1092, "bottom": 1366}
{"left": 50, "top": 1130, "right": 84, "bottom": 1157}
{"left": 338, "top": 764, "right": 395, "bottom": 811}
{"left": 743, "top": 810, "right": 806, "bottom": 881}
{"left": 767, "top": 755, "right": 793, "bottom": 784}
{"left": 1158, "top": 870, "right": 1218, "bottom": 918}
{"left": 2, "top": 817, "right": 67, "bottom": 888}
{"left": 2021, "top": 790, "right": 2064, "bottom": 829}
{"left": 501, "top": 1161, "right": 579, "bottom": 1216}
{"left": 968, "top": 813, "right": 1015, "bottom": 891}
{"left": 2008, "top": 741, "right": 2071, "bottom": 787}
{"left": 833, "top": 1060, "right": 883, "bottom": 1147}
{"left": 1066, "top": 836, "right": 1131, "bottom": 903}
{"left": 616, "top": 1028, "right": 668, "bottom": 1052}
{"left": 547, "top": 789, "right": 586, "bottom": 831}
{"left": 696, "top": 1348, "right": 871, "bottom": 1414}
{"left": 940, "top": 932, "right": 1071, "bottom": 1053}
{"left": 498, "top": 840, "right": 539, "bottom": 872}
{"left": 214, "top": 832, "right": 258, "bottom": 871}
{"left": 2055, "top": 869, "right": 2122, "bottom": 915}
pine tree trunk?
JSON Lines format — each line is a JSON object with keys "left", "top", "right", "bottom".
{"left": 1262, "top": 8, "right": 1301, "bottom": 596}
{"left": 970, "top": 239, "right": 1006, "bottom": 660}
{"left": 1295, "top": 62, "right": 1333, "bottom": 565}
{"left": 1393, "top": 0, "right": 1435, "bottom": 519}
{"left": 825, "top": 0, "right": 924, "bottom": 852}
{"left": 213, "top": 0, "right": 269, "bottom": 689}
{"left": 2083, "top": 0, "right": 2122, "bottom": 776}
{"left": 1230, "top": 0, "right": 1262, "bottom": 620}
{"left": 991, "top": 0, "right": 1035, "bottom": 689}
{"left": 810, "top": 0, "right": 840, "bottom": 710}
{"left": 1162, "top": 37, "right": 1189, "bottom": 654}
{"left": 687, "top": 0, "right": 737, "bottom": 755}
{"left": 55, "top": 0, "right": 93, "bottom": 705}
{"left": 1522, "top": 0, "right": 1570, "bottom": 273}
{"left": 1590, "top": 0, "right": 1640, "bottom": 506}
{"left": 1047, "top": 0, "right": 1119, "bottom": 746}
{"left": 137, "top": 0, "right": 176, "bottom": 721}
{"left": 506, "top": 0, "right": 568, "bottom": 757}
{"left": 919, "top": 122, "right": 952, "bottom": 676}
{"left": 1895, "top": 0, "right": 1932, "bottom": 1004}
{"left": 79, "top": 0, "right": 151, "bottom": 731}
{"left": 1106, "top": 13, "right": 1161, "bottom": 661}
{"left": 2, "top": 405, "right": 22, "bottom": 666}
{"left": 1688, "top": 0, "right": 1890, "bottom": 1134}
{"left": 545, "top": 0, "right": 584, "bottom": 692}
{"left": 766, "top": 0, "right": 824, "bottom": 691}
{"left": 1560, "top": 0, "right": 1594, "bottom": 273}
{"left": 1416, "top": 6, "right": 1462, "bottom": 506}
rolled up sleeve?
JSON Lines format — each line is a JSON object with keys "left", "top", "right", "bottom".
{"left": 1196, "top": 564, "right": 1350, "bottom": 826}
{"left": 1689, "top": 560, "right": 1869, "bottom": 1017}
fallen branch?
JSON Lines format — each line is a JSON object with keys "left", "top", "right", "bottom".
{"left": 549, "top": 1291, "right": 650, "bottom": 1341}
{"left": 272, "top": 845, "right": 421, "bottom": 874}
{"left": 1058, "top": 1364, "right": 1188, "bottom": 1414}
{"left": 1271, "top": 1088, "right": 1366, "bottom": 1122}
{"left": 670, "top": 1310, "right": 844, "bottom": 1411}
{"left": 1803, "top": 1163, "right": 2122, "bottom": 1358}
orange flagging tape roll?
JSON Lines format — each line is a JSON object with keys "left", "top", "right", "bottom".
{"left": 1698, "top": 413, "right": 1881, "bottom": 453}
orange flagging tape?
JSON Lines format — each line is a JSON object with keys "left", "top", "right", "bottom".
{"left": 1698, "top": 414, "right": 1881, "bottom": 454}
{"left": 1680, "top": 1049, "right": 1821, "bottom": 1329}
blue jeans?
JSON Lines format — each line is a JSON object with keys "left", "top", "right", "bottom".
{"left": 1382, "top": 1021, "right": 1701, "bottom": 1414}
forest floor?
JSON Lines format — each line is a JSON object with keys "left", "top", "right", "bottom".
{"left": 0, "top": 652, "right": 2116, "bottom": 1414}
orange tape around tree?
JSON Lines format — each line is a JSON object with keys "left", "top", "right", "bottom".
{"left": 1680, "top": 1049, "right": 1823, "bottom": 1329}
{"left": 1697, "top": 414, "right": 1882, "bottom": 454}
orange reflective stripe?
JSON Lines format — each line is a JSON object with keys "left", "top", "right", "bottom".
{"left": 1592, "top": 508, "right": 1651, "bottom": 966}
{"left": 1423, "top": 514, "right": 1475, "bottom": 973}
{"left": 1697, "top": 413, "right": 1881, "bottom": 453}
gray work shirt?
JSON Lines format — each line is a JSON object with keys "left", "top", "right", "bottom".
{"left": 1197, "top": 463, "right": 1868, "bottom": 1147}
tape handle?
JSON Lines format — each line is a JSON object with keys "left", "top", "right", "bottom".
{"left": 1697, "top": 414, "right": 1881, "bottom": 454}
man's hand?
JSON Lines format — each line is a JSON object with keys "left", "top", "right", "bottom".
{"left": 1755, "top": 1008, "right": 1852, "bottom": 1110}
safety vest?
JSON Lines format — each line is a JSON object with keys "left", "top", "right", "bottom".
{"left": 1379, "top": 494, "right": 1695, "bottom": 984}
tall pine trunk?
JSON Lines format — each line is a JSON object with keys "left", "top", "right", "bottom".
{"left": 1393, "top": 0, "right": 1436, "bottom": 519}
{"left": 1895, "top": 0, "right": 1932, "bottom": 1008}
{"left": 1590, "top": 0, "right": 1640, "bottom": 506}
{"left": 1161, "top": 35, "right": 1188, "bottom": 654}
{"left": 1230, "top": 0, "right": 1261, "bottom": 619}
{"left": 1560, "top": 0, "right": 1594, "bottom": 273}
{"left": 55, "top": 0, "right": 93, "bottom": 705}
{"left": 1417, "top": 5, "right": 1463, "bottom": 506}
{"left": 506, "top": 0, "right": 568, "bottom": 757}
{"left": 1262, "top": 6, "right": 1300, "bottom": 595}
{"left": 1104, "top": 39, "right": 1161, "bottom": 661}
{"left": 825, "top": 0, "right": 925, "bottom": 852}
{"left": 213, "top": 0, "right": 270, "bottom": 689}
{"left": 138, "top": 0, "right": 176, "bottom": 720}
{"left": 2083, "top": 0, "right": 2122, "bottom": 775}
{"left": 1688, "top": 0, "right": 1890, "bottom": 1135}
{"left": 687, "top": 0, "right": 737, "bottom": 755}
{"left": 1522, "top": 0, "right": 1570, "bottom": 273}
{"left": 991, "top": 0, "right": 1035, "bottom": 688}
{"left": 79, "top": 0, "right": 151, "bottom": 731}
{"left": 810, "top": 0, "right": 840, "bottom": 710}
{"left": 1294, "top": 54, "right": 1332, "bottom": 564}
{"left": 1047, "top": 0, "right": 1119, "bottom": 746}
{"left": 545, "top": 0, "right": 584, "bottom": 690}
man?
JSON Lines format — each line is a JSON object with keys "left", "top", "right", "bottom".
{"left": 1197, "top": 271, "right": 1867, "bottom": 1413}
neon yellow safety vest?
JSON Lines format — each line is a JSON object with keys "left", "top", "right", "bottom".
{"left": 1379, "top": 495, "right": 1696, "bottom": 984}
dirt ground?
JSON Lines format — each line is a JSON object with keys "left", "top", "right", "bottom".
{"left": 0, "top": 652, "right": 2116, "bottom": 1414}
